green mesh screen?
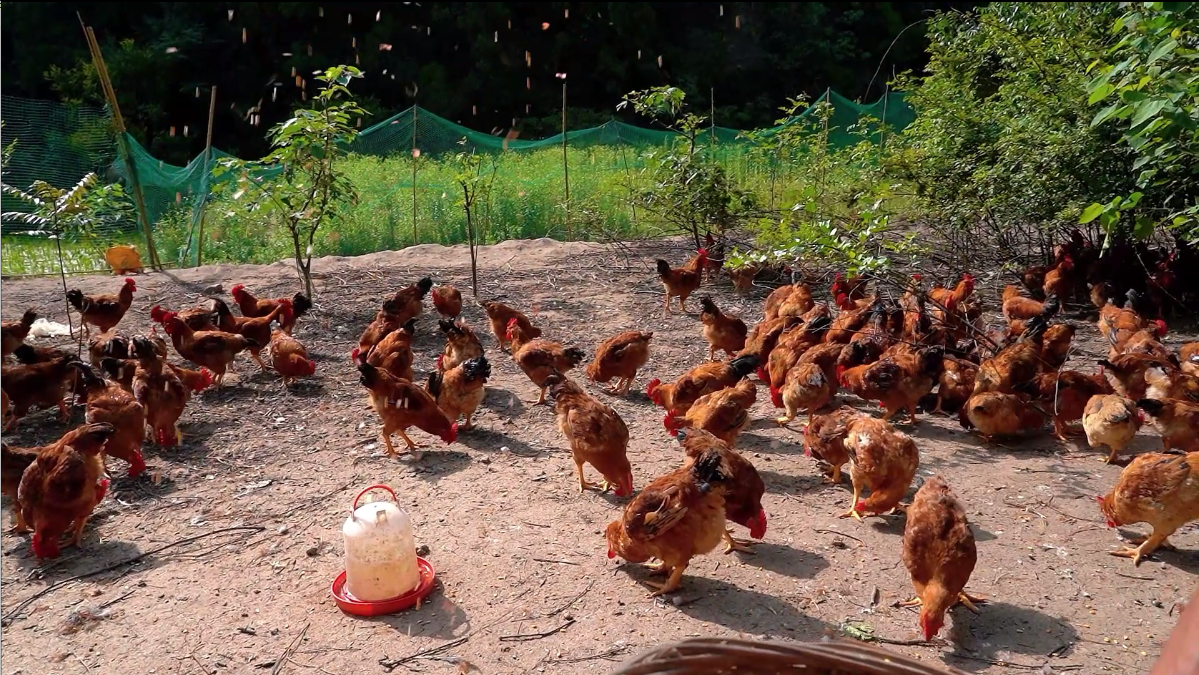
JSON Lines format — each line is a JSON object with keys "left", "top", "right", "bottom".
{"left": 3, "top": 90, "right": 912, "bottom": 274}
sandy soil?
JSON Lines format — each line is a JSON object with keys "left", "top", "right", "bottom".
{"left": 0, "top": 237, "right": 1195, "bottom": 675}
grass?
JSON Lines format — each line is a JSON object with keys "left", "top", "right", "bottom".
{"left": 1, "top": 232, "right": 144, "bottom": 276}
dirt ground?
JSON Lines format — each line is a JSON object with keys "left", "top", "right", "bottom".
{"left": 0, "top": 237, "right": 1195, "bottom": 675}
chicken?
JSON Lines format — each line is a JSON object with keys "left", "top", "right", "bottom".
{"left": 1099, "top": 353, "right": 1180, "bottom": 401}
{"left": 437, "top": 320, "right": 484, "bottom": 373}
{"left": 677, "top": 428, "right": 766, "bottom": 554}
{"left": 1024, "top": 370, "right": 1111, "bottom": 440}
{"left": 647, "top": 354, "right": 760, "bottom": 416}
{"left": 702, "top": 232, "right": 726, "bottom": 281}
{"left": 739, "top": 315, "right": 800, "bottom": 374}
{"left": 70, "top": 362, "right": 146, "bottom": 476}
{"left": 728, "top": 265, "right": 758, "bottom": 293}
{"left": 1041, "top": 323, "right": 1076, "bottom": 371}
{"left": 1002, "top": 286, "right": 1060, "bottom": 323}
{"left": 1083, "top": 395, "right": 1143, "bottom": 464}
{"left": 507, "top": 319, "right": 586, "bottom": 404}
{"left": 698, "top": 296, "right": 747, "bottom": 360}
{"left": 655, "top": 249, "right": 708, "bottom": 317}
{"left": 605, "top": 446, "right": 729, "bottom": 596}
{"left": 130, "top": 336, "right": 191, "bottom": 447}
{"left": 479, "top": 300, "right": 541, "bottom": 352}
{"left": 763, "top": 308, "right": 832, "bottom": 388}
{"left": 151, "top": 304, "right": 216, "bottom": 333}
{"left": 17, "top": 422, "right": 114, "bottom": 560}
{"left": 774, "top": 361, "right": 833, "bottom": 427}
{"left": 1, "top": 350, "right": 77, "bottom": 430}
{"left": 67, "top": 277, "right": 136, "bottom": 336}
{"left": 1181, "top": 342, "right": 1199, "bottom": 378}
{"left": 363, "top": 318, "right": 417, "bottom": 381}
{"left": 1097, "top": 452, "right": 1199, "bottom": 566}
{"left": 930, "top": 356, "right": 977, "bottom": 414}
{"left": 1136, "top": 398, "right": 1199, "bottom": 453}
{"left": 584, "top": 330, "right": 653, "bottom": 395}
{"left": 1, "top": 309, "right": 37, "bottom": 358}
{"left": 88, "top": 329, "right": 133, "bottom": 366}
{"left": 929, "top": 274, "right": 976, "bottom": 336}
{"left": 230, "top": 285, "right": 313, "bottom": 335}
{"left": 213, "top": 298, "right": 289, "bottom": 370}
{"left": 902, "top": 476, "right": 984, "bottom": 641}
{"left": 960, "top": 392, "right": 1046, "bottom": 442}
{"left": 802, "top": 406, "right": 859, "bottom": 484}
{"left": 775, "top": 283, "right": 818, "bottom": 320}
{"left": 354, "top": 299, "right": 406, "bottom": 361}
{"left": 838, "top": 345, "right": 945, "bottom": 424}
{"left": 664, "top": 378, "right": 756, "bottom": 447}
{"left": 831, "top": 272, "right": 869, "bottom": 302}
{"left": 2, "top": 442, "right": 39, "bottom": 532}
{"left": 1099, "top": 298, "right": 1148, "bottom": 351}
{"left": 269, "top": 329, "right": 316, "bottom": 386}
{"left": 795, "top": 341, "right": 843, "bottom": 384}
{"left": 1115, "top": 324, "right": 1171, "bottom": 361}
{"left": 545, "top": 375, "right": 632, "bottom": 496}
{"left": 973, "top": 318, "right": 1049, "bottom": 395}
{"left": 160, "top": 312, "right": 256, "bottom": 387}
{"left": 1042, "top": 255, "right": 1075, "bottom": 300}
{"left": 763, "top": 284, "right": 797, "bottom": 321}
{"left": 826, "top": 296, "right": 877, "bottom": 344}
{"left": 427, "top": 355, "right": 490, "bottom": 430}
{"left": 1144, "top": 366, "right": 1199, "bottom": 403}
{"left": 389, "top": 276, "right": 434, "bottom": 324}
{"left": 835, "top": 306, "right": 893, "bottom": 372}
{"left": 840, "top": 416, "right": 920, "bottom": 520}
{"left": 431, "top": 284, "right": 463, "bottom": 320}
{"left": 929, "top": 273, "right": 975, "bottom": 312}
{"left": 358, "top": 362, "right": 457, "bottom": 458}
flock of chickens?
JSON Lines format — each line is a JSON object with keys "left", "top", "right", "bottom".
{"left": 1, "top": 230, "right": 1198, "bottom": 644}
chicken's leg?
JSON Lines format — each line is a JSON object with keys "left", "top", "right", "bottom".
{"left": 381, "top": 431, "right": 399, "bottom": 457}
{"left": 1111, "top": 530, "right": 1172, "bottom": 566}
{"left": 56, "top": 398, "right": 70, "bottom": 421}
{"left": 620, "top": 377, "right": 634, "bottom": 396}
{"left": 678, "top": 296, "right": 690, "bottom": 314}
{"left": 1105, "top": 446, "right": 1120, "bottom": 464}
{"left": 575, "top": 460, "right": 598, "bottom": 493}
{"left": 67, "top": 514, "right": 91, "bottom": 548}
{"left": 823, "top": 463, "right": 843, "bottom": 485}
{"left": 707, "top": 346, "right": 717, "bottom": 362}
{"left": 251, "top": 350, "right": 270, "bottom": 371}
{"left": 534, "top": 386, "right": 548, "bottom": 405}
{"left": 461, "top": 412, "right": 474, "bottom": 430}
{"left": 8, "top": 510, "right": 29, "bottom": 535}
{"left": 646, "top": 563, "right": 686, "bottom": 597}
{"left": 722, "top": 529, "right": 756, "bottom": 555}
{"left": 396, "top": 429, "right": 427, "bottom": 451}
{"left": 906, "top": 405, "right": 918, "bottom": 425}
{"left": 839, "top": 482, "right": 864, "bottom": 521}
{"left": 662, "top": 293, "right": 671, "bottom": 318}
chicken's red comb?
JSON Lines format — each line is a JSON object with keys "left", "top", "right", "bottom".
{"left": 124, "top": 277, "right": 136, "bottom": 285}
{"left": 507, "top": 317, "right": 519, "bottom": 328}
{"left": 231, "top": 284, "right": 246, "bottom": 294}
{"left": 911, "top": 273, "right": 923, "bottom": 280}
{"left": 150, "top": 305, "right": 165, "bottom": 321}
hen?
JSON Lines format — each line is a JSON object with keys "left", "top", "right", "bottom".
{"left": 831, "top": 272, "right": 869, "bottom": 302}
{"left": 677, "top": 427, "right": 766, "bottom": 554}
{"left": 1180, "top": 342, "right": 1198, "bottom": 377}
{"left": 802, "top": 406, "right": 860, "bottom": 484}
{"left": 1083, "top": 395, "right": 1143, "bottom": 464}
{"left": 389, "top": 276, "right": 434, "bottom": 324}
{"left": 1002, "top": 286, "right": 1060, "bottom": 323}
{"left": 508, "top": 319, "right": 585, "bottom": 404}
{"left": 585, "top": 330, "right": 653, "bottom": 396}
{"left": 363, "top": 318, "right": 417, "bottom": 381}
{"left": 1, "top": 309, "right": 37, "bottom": 358}
{"left": 161, "top": 312, "right": 257, "bottom": 387}
{"left": 358, "top": 362, "right": 457, "bottom": 459}
{"left": 437, "top": 319, "right": 485, "bottom": 373}
{"left": 838, "top": 345, "right": 945, "bottom": 424}
{"left": 930, "top": 356, "right": 978, "bottom": 414}
{"left": 355, "top": 299, "right": 406, "bottom": 361}
{"left": 67, "top": 277, "right": 136, "bottom": 336}
{"left": 1, "top": 442, "right": 39, "bottom": 532}
{"left": 1099, "top": 353, "right": 1179, "bottom": 401}
{"left": 699, "top": 296, "right": 747, "bottom": 361}
{"left": 71, "top": 362, "right": 146, "bottom": 476}
{"left": 427, "top": 355, "right": 490, "bottom": 430}
{"left": 647, "top": 354, "right": 760, "bottom": 416}
{"left": 1024, "top": 370, "right": 1111, "bottom": 440}
{"left": 18, "top": 423, "right": 114, "bottom": 560}
{"left": 269, "top": 329, "right": 316, "bottom": 386}
{"left": 841, "top": 416, "right": 919, "bottom": 520}
{"left": 1143, "top": 366, "right": 1199, "bottom": 404}
{"left": 230, "top": 285, "right": 312, "bottom": 334}
{"left": 213, "top": 297, "right": 289, "bottom": 370}
{"left": 664, "top": 378, "right": 756, "bottom": 447}
{"left": 131, "top": 336, "right": 191, "bottom": 447}
{"left": 1042, "top": 255, "right": 1075, "bottom": 300}
{"left": 151, "top": 303, "right": 215, "bottom": 333}
{"left": 774, "top": 361, "right": 833, "bottom": 427}
{"left": 960, "top": 392, "right": 1046, "bottom": 442}
{"left": 605, "top": 447, "right": 728, "bottom": 596}
{"left": 1, "top": 350, "right": 77, "bottom": 430}
{"left": 1136, "top": 398, "right": 1199, "bottom": 453}
{"left": 431, "top": 284, "right": 463, "bottom": 320}
{"left": 1098, "top": 452, "right": 1199, "bottom": 566}
{"left": 973, "top": 318, "right": 1048, "bottom": 395}
{"left": 479, "top": 300, "right": 541, "bottom": 352}
{"left": 546, "top": 375, "right": 633, "bottom": 496}
{"left": 902, "top": 476, "right": 984, "bottom": 641}
{"left": 656, "top": 249, "right": 708, "bottom": 317}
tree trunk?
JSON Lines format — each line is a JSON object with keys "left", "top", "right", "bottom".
{"left": 290, "top": 222, "right": 313, "bottom": 298}
{"left": 462, "top": 184, "right": 479, "bottom": 298}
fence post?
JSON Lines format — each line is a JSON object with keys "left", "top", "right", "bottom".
{"left": 880, "top": 81, "right": 889, "bottom": 156}
{"left": 411, "top": 103, "right": 418, "bottom": 247}
{"left": 561, "top": 82, "right": 571, "bottom": 240}
{"left": 710, "top": 86, "right": 716, "bottom": 143}
{"left": 197, "top": 86, "right": 217, "bottom": 267}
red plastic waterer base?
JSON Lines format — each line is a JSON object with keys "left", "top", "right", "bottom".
{"left": 331, "top": 557, "right": 437, "bottom": 617}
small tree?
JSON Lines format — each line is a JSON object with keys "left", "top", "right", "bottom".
{"left": 450, "top": 142, "right": 496, "bottom": 298}
{"left": 214, "top": 65, "right": 366, "bottom": 297}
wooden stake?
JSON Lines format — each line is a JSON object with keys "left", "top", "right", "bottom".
{"left": 561, "top": 83, "right": 570, "bottom": 240}
{"left": 81, "top": 21, "right": 162, "bottom": 270}
{"left": 197, "top": 86, "right": 217, "bottom": 267}
{"left": 412, "top": 103, "right": 418, "bottom": 247}
{"left": 710, "top": 86, "right": 716, "bottom": 142}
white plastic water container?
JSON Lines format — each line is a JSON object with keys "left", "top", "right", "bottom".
{"left": 342, "top": 485, "right": 420, "bottom": 602}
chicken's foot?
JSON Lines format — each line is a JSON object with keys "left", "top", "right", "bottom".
{"left": 839, "top": 484, "right": 864, "bottom": 520}
{"left": 534, "top": 386, "right": 548, "bottom": 405}
{"left": 57, "top": 398, "right": 71, "bottom": 422}
{"left": 661, "top": 294, "right": 671, "bottom": 319}
{"left": 396, "top": 429, "right": 427, "bottom": 451}
{"left": 575, "top": 461, "right": 598, "bottom": 493}
{"left": 1110, "top": 530, "right": 1171, "bottom": 566}
{"left": 251, "top": 350, "right": 270, "bottom": 371}
{"left": 461, "top": 413, "right": 474, "bottom": 430}
{"left": 647, "top": 564, "right": 686, "bottom": 597}
{"left": 722, "top": 529, "right": 756, "bottom": 555}
{"left": 67, "top": 514, "right": 91, "bottom": 548}
{"left": 957, "top": 591, "right": 987, "bottom": 614}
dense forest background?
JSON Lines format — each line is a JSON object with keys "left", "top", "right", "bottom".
{"left": 1, "top": 2, "right": 971, "bottom": 164}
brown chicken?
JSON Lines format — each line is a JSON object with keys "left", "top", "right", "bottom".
{"left": 2, "top": 442, "right": 39, "bottom": 532}
{"left": 647, "top": 354, "right": 760, "bottom": 416}
{"left": 835, "top": 307, "right": 894, "bottom": 372}
{"left": 213, "top": 297, "right": 289, "bottom": 370}
{"left": 1144, "top": 366, "right": 1199, "bottom": 403}
{"left": 826, "top": 296, "right": 877, "bottom": 344}
{"left": 728, "top": 265, "right": 758, "bottom": 293}
{"left": 358, "top": 362, "right": 457, "bottom": 458}
{"left": 702, "top": 232, "right": 726, "bottom": 281}
{"left": 585, "top": 330, "right": 653, "bottom": 395}
{"left": 795, "top": 341, "right": 843, "bottom": 384}
{"left": 160, "top": 313, "right": 255, "bottom": 387}
{"left": 508, "top": 319, "right": 586, "bottom": 404}
{"left": 427, "top": 355, "right": 490, "bottom": 430}
{"left": 1137, "top": 398, "right": 1199, "bottom": 453}
{"left": 231, "top": 285, "right": 312, "bottom": 334}
{"left": 928, "top": 273, "right": 975, "bottom": 312}
{"left": 18, "top": 422, "right": 114, "bottom": 560}
{"left": 151, "top": 303, "right": 216, "bottom": 333}
{"left": 1083, "top": 395, "right": 1143, "bottom": 464}
{"left": 763, "top": 284, "right": 797, "bottom": 321}
{"left": 1042, "top": 255, "right": 1075, "bottom": 300}
{"left": 929, "top": 274, "right": 976, "bottom": 337}
{"left": 960, "top": 392, "right": 1046, "bottom": 441}
{"left": 546, "top": 375, "right": 633, "bottom": 497}
{"left": 802, "top": 406, "right": 860, "bottom": 484}
{"left": 1180, "top": 342, "right": 1199, "bottom": 378}
{"left": 67, "top": 277, "right": 136, "bottom": 337}
{"left": 973, "top": 318, "right": 1048, "bottom": 395}
{"left": 664, "top": 377, "right": 756, "bottom": 447}
{"left": 1, "top": 350, "right": 77, "bottom": 430}
{"left": 1002, "top": 286, "right": 1060, "bottom": 322}
{"left": 831, "top": 272, "right": 869, "bottom": 302}
{"left": 839, "top": 345, "right": 945, "bottom": 424}
{"left": 431, "top": 284, "right": 462, "bottom": 320}
{"left": 88, "top": 329, "right": 133, "bottom": 366}
{"left": 354, "top": 298, "right": 406, "bottom": 362}
{"left": 1024, "top": 370, "right": 1111, "bottom": 440}
{"left": 776, "top": 283, "right": 817, "bottom": 319}
{"left": 130, "top": 336, "right": 191, "bottom": 447}
{"left": 739, "top": 316, "right": 801, "bottom": 376}
{"left": 389, "top": 276, "right": 434, "bottom": 324}
{"left": 930, "top": 356, "right": 978, "bottom": 414}
{"left": 437, "top": 320, "right": 484, "bottom": 373}
{"left": 363, "top": 318, "right": 417, "bottom": 381}
{"left": 1, "top": 309, "right": 37, "bottom": 358}
{"left": 1041, "top": 323, "right": 1076, "bottom": 371}
{"left": 840, "top": 416, "right": 919, "bottom": 520}
{"left": 698, "top": 296, "right": 747, "bottom": 360}
{"left": 605, "top": 447, "right": 729, "bottom": 596}
{"left": 1115, "top": 324, "right": 1171, "bottom": 361}
{"left": 773, "top": 361, "right": 833, "bottom": 427}
{"left": 902, "top": 476, "right": 984, "bottom": 641}
{"left": 269, "top": 329, "right": 316, "bottom": 386}
{"left": 678, "top": 427, "right": 766, "bottom": 553}
{"left": 479, "top": 300, "right": 542, "bottom": 352}
{"left": 70, "top": 362, "right": 146, "bottom": 476}
{"left": 656, "top": 249, "right": 708, "bottom": 317}
{"left": 1098, "top": 452, "right": 1199, "bottom": 566}
{"left": 1099, "top": 298, "right": 1149, "bottom": 351}
{"left": 1099, "top": 353, "right": 1179, "bottom": 401}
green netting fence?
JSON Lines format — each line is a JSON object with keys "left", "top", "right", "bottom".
{"left": 2, "top": 89, "right": 912, "bottom": 275}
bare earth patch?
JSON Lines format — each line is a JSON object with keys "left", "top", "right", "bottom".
{"left": 1, "top": 238, "right": 1194, "bottom": 674}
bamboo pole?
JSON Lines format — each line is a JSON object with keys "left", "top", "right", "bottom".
{"left": 81, "top": 22, "right": 162, "bottom": 270}
{"left": 411, "top": 104, "right": 418, "bottom": 247}
{"left": 197, "top": 86, "right": 217, "bottom": 267}
{"left": 710, "top": 86, "right": 716, "bottom": 142}
{"left": 880, "top": 81, "right": 889, "bottom": 156}
{"left": 561, "top": 83, "right": 570, "bottom": 240}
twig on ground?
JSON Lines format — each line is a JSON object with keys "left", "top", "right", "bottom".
{"left": 1113, "top": 571, "right": 1155, "bottom": 581}
{"left": 813, "top": 528, "right": 863, "bottom": 544}
{"left": 271, "top": 623, "right": 310, "bottom": 675}
{"left": 544, "top": 644, "right": 631, "bottom": 664}
{"left": 100, "top": 589, "right": 136, "bottom": 609}
{"left": 379, "top": 636, "right": 469, "bottom": 672}
{"left": 546, "top": 580, "right": 594, "bottom": 617}
{"left": 498, "top": 618, "right": 575, "bottom": 642}
{"left": 531, "top": 558, "right": 579, "bottom": 566}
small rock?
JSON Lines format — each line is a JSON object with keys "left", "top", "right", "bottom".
{"left": 480, "top": 457, "right": 491, "bottom": 465}
{"left": 202, "top": 283, "right": 224, "bottom": 296}
{"left": 277, "top": 525, "right": 289, "bottom": 535}
{"left": 306, "top": 545, "right": 320, "bottom": 557}
{"left": 500, "top": 446, "right": 510, "bottom": 453}
{"left": 416, "top": 544, "right": 431, "bottom": 556}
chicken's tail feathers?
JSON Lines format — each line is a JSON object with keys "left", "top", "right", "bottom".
{"left": 655, "top": 259, "right": 672, "bottom": 278}
{"left": 729, "top": 354, "right": 761, "bottom": 379}
{"left": 462, "top": 355, "right": 491, "bottom": 382}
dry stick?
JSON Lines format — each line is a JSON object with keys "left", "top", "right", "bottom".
{"left": 270, "top": 623, "right": 310, "bottom": 675}
{"left": 1, "top": 526, "right": 264, "bottom": 625}
{"left": 545, "top": 580, "right": 594, "bottom": 617}
{"left": 378, "top": 635, "right": 469, "bottom": 672}
{"left": 498, "top": 617, "right": 575, "bottom": 642}
{"left": 812, "top": 528, "right": 863, "bottom": 544}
